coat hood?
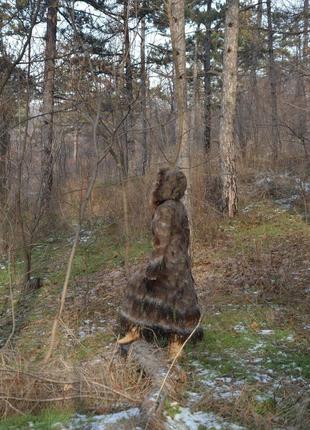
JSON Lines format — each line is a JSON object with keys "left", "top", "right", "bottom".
{"left": 151, "top": 168, "right": 187, "bottom": 207}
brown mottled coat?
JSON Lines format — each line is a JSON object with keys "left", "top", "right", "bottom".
{"left": 120, "top": 168, "right": 202, "bottom": 341}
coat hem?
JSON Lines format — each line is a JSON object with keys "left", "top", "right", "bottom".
{"left": 120, "top": 311, "right": 203, "bottom": 343}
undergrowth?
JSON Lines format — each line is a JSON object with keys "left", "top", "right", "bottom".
{"left": 0, "top": 179, "right": 309, "bottom": 428}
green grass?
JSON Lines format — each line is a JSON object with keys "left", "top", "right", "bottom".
{"left": 33, "top": 225, "right": 151, "bottom": 284}
{"left": 0, "top": 221, "right": 151, "bottom": 290}
{"left": 73, "top": 332, "right": 114, "bottom": 361}
{"left": 164, "top": 400, "right": 181, "bottom": 418}
{"left": 0, "top": 408, "right": 72, "bottom": 430}
{"left": 0, "top": 220, "right": 151, "bottom": 356}
{"left": 189, "top": 305, "right": 310, "bottom": 381}
{"left": 216, "top": 202, "right": 310, "bottom": 258}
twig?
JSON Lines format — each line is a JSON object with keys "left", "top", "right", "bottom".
{"left": 3, "top": 247, "right": 15, "bottom": 348}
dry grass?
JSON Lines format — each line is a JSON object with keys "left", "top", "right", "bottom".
{"left": 0, "top": 347, "right": 150, "bottom": 419}
{"left": 194, "top": 381, "right": 310, "bottom": 430}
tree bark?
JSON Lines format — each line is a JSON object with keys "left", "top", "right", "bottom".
{"left": 124, "top": 0, "right": 133, "bottom": 102}
{"left": 167, "top": 0, "right": 192, "bottom": 222}
{"left": 122, "top": 0, "right": 133, "bottom": 177}
{"left": 303, "top": 0, "right": 309, "bottom": 62}
{"left": 301, "top": 0, "right": 309, "bottom": 159}
{"left": 266, "top": 0, "right": 280, "bottom": 161}
{"left": 191, "top": 36, "right": 199, "bottom": 151}
{"left": 0, "top": 109, "right": 9, "bottom": 202}
{"left": 41, "top": 0, "right": 57, "bottom": 208}
{"left": 219, "top": 0, "right": 239, "bottom": 218}
{"left": 204, "top": 0, "right": 212, "bottom": 154}
{"left": 140, "top": 14, "right": 148, "bottom": 175}
{"left": 249, "top": 0, "right": 262, "bottom": 151}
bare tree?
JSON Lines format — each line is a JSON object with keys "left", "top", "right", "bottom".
{"left": 266, "top": 0, "right": 280, "bottom": 161}
{"left": 167, "top": 0, "right": 192, "bottom": 220}
{"left": 41, "top": 0, "right": 58, "bottom": 208}
{"left": 219, "top": 0, "right": 239, "bottom": 218}
{"left": 140, "top": 7, "right": 148, "bottom": 175}
{"left": 204, "top": 0, "right": 213, "bottom": 154}
{"left": 298, "top": 0, "right": 310, "bottom": 159}
{"left": 249, "top": 0, "right": 263, "bottom": 150}
{"left": 0, "top": 99, "right": 10, "bottom": 202}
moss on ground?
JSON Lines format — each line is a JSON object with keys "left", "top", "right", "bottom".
{"left": 0, "top": 408, "right": 72, "bottom": 430}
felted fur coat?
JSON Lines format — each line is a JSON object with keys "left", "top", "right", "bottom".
{"left": 120, "top": 168, "right": 202, "bottom": 341}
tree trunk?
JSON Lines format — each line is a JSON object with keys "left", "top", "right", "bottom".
{"left": 303, "top": 0, "right": 309, "bottom": 62}
{"left": 124, "top": 0, "right": 133, "bottom": 102}
{"left": 191, "top": 36, "right": 199, "bottom": 151}
{"left": 219, "top": 0, "right": 239, "bottom": 218}
{"left": 41, "top": 0, "right": 57, "bottom": 208}
{"left": 123, "top": 0, "right": 133, "bottom": 177}
{"left": 301, "top": 0, "right": 309, "bottom": 159}
{"left": 249, "top": 0, "right": 262, "bottom": 152}
{"left": 167, "top": 0, "right": 192, "bottom": 222}
{"left": 140, "top": 14, "right": 148, "bottom": 175}
{"left": 204, "top": 0, "right": 212, "bottom": 153}
{"left": 266, "top": 0, "right": 280, "bottom": 161}
{"left": 0, "top": 110, "right": 9, "bottom": 202}
{"left": 250, "top": 0, "right": 262, "bottom": 88}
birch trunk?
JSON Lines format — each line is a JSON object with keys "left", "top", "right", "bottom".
{"left": 219, "top": 0, "right": 239, "bottom": 218}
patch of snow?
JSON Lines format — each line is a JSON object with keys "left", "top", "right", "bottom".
{"left": 234, "top": 324, "right": 247, "bottom": 333}
{"left": 253, "top": 373, "right": 273, "bottom": 383}
{"left": 51, "top": 423, "right": 63, "bottom": 429}
{"left": 0, "top": 263, "right": 6, "bottom": 270}
{"left": 255, "top": 394, "right": 273, "bottom": 402}
{"left": 295, "top": 178, "right": 310, "bottom": 192}
{"left": 259, "top": 329, "right": 274, "bottom": 336}
{"left": 250, "top": 342, "right": 265, "bottom": 352}
{"left": 187, "top": 391, "right": 203, "bottom": 403}
{"left": 80, "top": 229, "right": 92, "bottom": 244}
{"left": 166, "top": 407, "right": 245, "bottom": 430}
{"left": 303, "top": 324, "right": 310, "bottom": 330}
{"left": 242, "top": 203, "right": 260, "bottom": 213}
{"left": 66, "top": 408, "right": 140, "bottom": 429}
{"left": 193, "top": 362, "right": 246, "bottom": 401}
{"left": 79, "top": 330, "right": 86, "bottom": 339}
{"left": 274, "top": 195, "right": 299, "bottom": 210}
{"left": 215, "top": 389, "right": 242, "bottom": 400}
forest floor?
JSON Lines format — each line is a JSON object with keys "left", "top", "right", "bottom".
{"left": 0, "top": 178, "right": 310, "bottom": 429}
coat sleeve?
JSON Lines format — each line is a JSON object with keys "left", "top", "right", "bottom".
{"left": 145, "top": 204, "right": 174, "bottom": 280}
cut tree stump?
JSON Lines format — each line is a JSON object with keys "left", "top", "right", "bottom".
{"left": 120, "top": 339, "right": 183, "bottom": 429}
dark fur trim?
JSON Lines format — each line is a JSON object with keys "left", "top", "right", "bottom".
{"left": 119, "top": 311, "right": 203, "bottom": 344}
{"left": 125, "top": 293, "right": 201, "bottom": 326}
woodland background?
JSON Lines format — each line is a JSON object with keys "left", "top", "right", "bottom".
{"left": 0, "top": 1, "right": 309, "bottom": 429}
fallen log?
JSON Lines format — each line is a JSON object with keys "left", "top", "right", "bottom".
{"left": 120, "top": 339, "right": 179, "bottom": 430}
